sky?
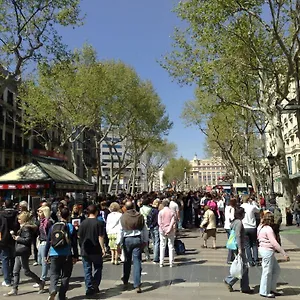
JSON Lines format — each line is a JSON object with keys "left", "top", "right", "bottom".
{"left": 58, "top": 0, "right": 205, "bottom": 160}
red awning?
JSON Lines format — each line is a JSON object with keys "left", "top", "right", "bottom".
{"left": 0, "top": 183, "right": 50, "bottom": 190}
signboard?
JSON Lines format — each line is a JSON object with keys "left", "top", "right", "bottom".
{"left": 32, "top": 149, "right": 68, "bottom": 161}
{"left": 0, "top": 183, "right": 50, "bottom": 190}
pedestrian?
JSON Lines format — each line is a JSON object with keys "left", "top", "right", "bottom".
{"left": 241, "top": 196, "right": 260, "bottom": 266}
{"left": 224, "top": 207, "right": 252, "bottom": 294}
{"left": 33, "top": 206, "right": 52, "bottom": 289}
{"left": 0, "top": 200, "right": 19, "bottom": 287}
{"left": 149, "top": 199, "right": 160, "bottom": 264}
{"left": 158, "top": 199, "right": 176, "bottom": 268}
{"left": 45, "top": 208, "right": 79, "bottom": 300}
{"left": 257, "top": 212, "right": 290, "bottom": 298}
{"left": 78, "top": 204, "right": 106, "bottom": 297}
{"left": 139, "top": 197, "right": 152, "bottom": 261}
{"left": 224, "top": 198, "right": 237, "bottom": 264}
{"left": 106, "top": 202, "right": 122, "bottom": 265}
{"left": 291, "top": 196, "right": 300, "bottom": 227}
{"left": 200, "top": 205, "right": 217, "bottom": 249}
{"left": 3, "top": 211, "right": 43, "bottom": 297}
{"left": 117, "top": 201, "right": 148, "bottom": 293}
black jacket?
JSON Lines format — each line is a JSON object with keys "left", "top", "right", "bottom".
{"left": 15, "top": 224, "right": 36, "bottom": 256}
{"left": 0, "top": 208, "right": 19, "bottom": 247}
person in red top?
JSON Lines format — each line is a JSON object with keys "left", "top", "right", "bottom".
{"left": 259, "top": 195, "right": 266, "bottom": 209}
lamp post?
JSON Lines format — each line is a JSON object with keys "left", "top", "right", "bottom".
{"left": 267, "top": 152, "right": 276, "bottom": 198}
{"left": 184, "top": 167, "right": 187, "bottom": 191}
{"left": 104, "top": 173, "right": 109, "bottom": 195}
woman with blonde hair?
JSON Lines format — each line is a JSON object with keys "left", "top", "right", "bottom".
{"left": 4, "top": 212, "right": 43, "bottom": 296}
{"left": 257, "top": 212, "right": 289, "bottom": 298}
{"left": 106, "top": 202, "right": 122, "bottom": 264}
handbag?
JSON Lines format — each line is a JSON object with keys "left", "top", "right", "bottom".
{"left": 226, "top": 229, "right": 237, "bottom": 250}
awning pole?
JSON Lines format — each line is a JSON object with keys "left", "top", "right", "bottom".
{"left": 27, "top": 193, "right": 30, "bottom": 210}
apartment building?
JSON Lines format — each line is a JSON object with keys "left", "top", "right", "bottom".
{"left": 266, "top": 110, "right": 300, "bottom": 194}
{"left": 189, "top": 155, "right": 227, "bottom": 189}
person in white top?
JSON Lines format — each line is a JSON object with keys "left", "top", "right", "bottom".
{"left": 224, "top": 198, "right": 237, "bottom": 264}
{"left": 241, "top": 196, "right": 260, "bottom": 266}
{"left": 106, "top": 202, "right": 122, "bottom": 265}
{"left": 217, "top": 197, "right": 225, "bottom": 227}
{"left": 169, "top": 197, "right": 179, "bottom": 222}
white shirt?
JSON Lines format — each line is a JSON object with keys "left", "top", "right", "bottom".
{"left": 241, "top": 202, "right": 260, "bottom": 229}
{"left": 106, "top": 212, "right": 122, "bottom": 235}
{"left": 224, "top": 206, "right": 235, "bottom": 230}
{"left": 169, "top": 201, "right": 179, "bottom": 217}
{"left": 217, "top": 199, "right": 225, "bottom": 211}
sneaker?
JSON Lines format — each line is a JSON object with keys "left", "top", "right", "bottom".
{"left": 159, "top": 264, "right": 164, "bottom": 268}
{"left": 38, "top": 281, "right": 45, "bottom": 294}
{"left": 152, "top": 261, "right": 158, "bottom": 265}
{"left": 2, "top": 281, "right": 11, "bottom": 287}
{"left": 170, "top": 264, "right": 173, "bottom": 268}
{"left": 33, "top": 262, "right": 38, "bottom": 266}
{"left": 86, "top": 289, "right": 96, "bottom": 296}
{"left": 47, "top": 291, "right": 57, "bottom": 300}
{"left": 223, "top": 280, "right": 233, "bottom": 292}
{"left": 3, "top": 289, "right": 18, "bottom": 297}
{"left": 135, "top": 286, "right": 142, "bottom": 293}
{"left": 33, "top": 283, "right": 40, "bottom": 288}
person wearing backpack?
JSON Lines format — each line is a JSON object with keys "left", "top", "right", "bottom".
{"left": 0, "top": 200, "right": 19, "bottom": 287}
{"left": 45, "top": 208, "right": 79, "bottom": 300}
{"left": 3, "top": 212, "right": 44, "bottom": 297}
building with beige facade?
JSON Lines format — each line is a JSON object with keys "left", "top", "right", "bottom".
{"left": 189, "top": 155, "right": 227, "bottom": 189}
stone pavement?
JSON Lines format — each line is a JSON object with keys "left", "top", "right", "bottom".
{"left": 1, "top": 229, "right": 300, "bottom": 299}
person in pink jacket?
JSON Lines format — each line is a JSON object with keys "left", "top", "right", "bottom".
{"left": 158, "top": 199, "right": 175, "bottom": 268}
{"left": 257, "top": 212, "right": 290, "bottom": 298}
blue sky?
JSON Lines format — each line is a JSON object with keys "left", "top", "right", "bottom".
{"left": 58, "top": 0, "right": 206, "bottom": 160}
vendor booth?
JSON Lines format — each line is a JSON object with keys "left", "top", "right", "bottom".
{"left": 0, "top": 161, "right": 94, "bottom": 204}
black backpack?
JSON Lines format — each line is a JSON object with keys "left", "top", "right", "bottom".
{"left": 146, "top": 208, "right": 153, "bottom": 229}
{"left": 0, "top": 214, "right": 9, "bottom": 248}
{"left": 51, "top": 222, "right": 70, "bottom": 249}
{"left": 174, "top": 239, "right": 186, "bottom": 255}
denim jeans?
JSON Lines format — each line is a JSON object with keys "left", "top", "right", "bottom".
{"left": 296, "top": 213, "right": 300, "bottom": 225}
{"left": 244, "top": 228, "right": 258, "bottom": 264}
{"left": 123, "top": 236, "right": 142, "bottom": 288}
{"left": 1, "top": 245, "right": 15, "bottom": 284}
{"left": 259, "top": 249, "right": 280, "bottom": 296}
{"left": 13, "top": 255, "right": 40, "bottom": 289}
{"left": 49, "top": 256, "right": 73, "bottom": 300}
{"left": 150, "top": 227, "right": 160, "bottom": 262}
{"left": 37, "top": 242, "right": 49, "bottom": 282}
{"left": 82, "top": 255, "right": 103, "bottom": 292}
{"left": 159, "top": 232, "right": 175, "bottom": 266}
{"left": 224, "top": 252, "right": 250, "bottom": 291}
{"left": 178, "top": 211, "right": 184, "bottom": 229}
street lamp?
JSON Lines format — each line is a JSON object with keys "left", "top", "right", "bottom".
{"left": 184, "top": 167, "right": 187, "bottom": 191}
{"left": 267, "top": 152, "right": 276, "bottom": 198}
{"left": 104, "top": 173, "right": 109, "bottom": 195}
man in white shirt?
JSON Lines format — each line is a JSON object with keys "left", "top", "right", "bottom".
{"left": 241, "top": 196, "right": 260, "bottom": 266}
{"left": 169, "top": 197, "right": 179, "bottom": 222}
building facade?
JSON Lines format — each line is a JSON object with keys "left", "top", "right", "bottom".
{"left": 189, "top": 155, "right": 227, "bottom": 189}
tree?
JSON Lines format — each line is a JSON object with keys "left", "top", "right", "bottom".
{"left": 0, "top": 0, "right": 83, "bottom": 92}
{"left": 163, "top": 157, "right": 191, "bottom": 190}
{"left": 20, "top": 45, "right": 172, "bottom": 194}
{"left": 162, "top": 0, "right": 300, "bottom": 205}
{"left": 143, "top": 140, "right": 177, "bottom": 191}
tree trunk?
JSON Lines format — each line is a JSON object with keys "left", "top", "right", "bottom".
{"left": 95, "top": 137, "right": 102, "bottom": 195}
{"left": 70, "top": 142, "right": 77, "bottom": 175}
{"left": 270, "top": 110, "right": 294, "bottom": 206}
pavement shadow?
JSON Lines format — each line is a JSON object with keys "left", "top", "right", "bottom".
{"left": 141, "top": 278, "right": 186, "bottom": 293}
{"left": 284, "top": 248, "right": 300, "bottom": 252}
{"left": 252, "top": 285, "right": 300, "bottom": 296}
{"left": 177, "top": 260, "right": 207, "bottom": 266}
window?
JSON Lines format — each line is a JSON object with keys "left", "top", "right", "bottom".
{"left": 287, "top": 157, "right": 292, "bottom": 174}
{"left": 102, "top": 144, "right": 122, "bottom": 149}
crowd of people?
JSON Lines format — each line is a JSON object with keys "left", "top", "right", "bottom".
{"left": 0, "top": 191, "right": 296, "bottom": 299}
